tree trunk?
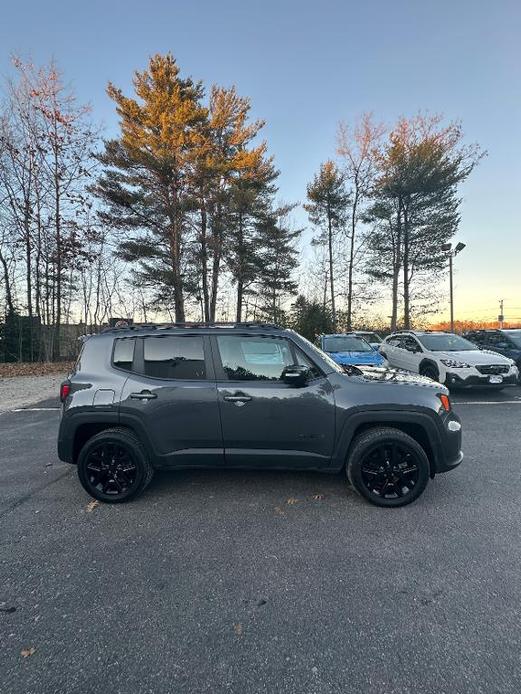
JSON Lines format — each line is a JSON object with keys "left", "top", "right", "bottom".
{"left": 390, "top": 204, "right": 402, "bottom": 332}
{"left": 236, "top": 279, "right": 243, "bottom": 323}
{"left": 24, "top": 212, "right": 34, "bottom": 361}
{"left": 236, "top": 212, "right": 244, "bottom": 323}
{"left": 346, "top": 189, "right": 358, "bottom": 330}
{"left": 199, "top": 203, "right": 210, "bottom": 322}
{"left": 209, "top": 203, "right": 223, "bottom": 322}
{"left": 0, "top": 248, "right": 14, "bottom": 315}
{"left": 170, "top": 221, "right": 185, "bottom": 323}
{"left": 402, "top": 201, "right": 410, "bottom": 329}
{"left": 53, "top": 149, "right": 62, "bottom": 360}
{"left": 327, "top": 201, "right": 336, "bottom": 328}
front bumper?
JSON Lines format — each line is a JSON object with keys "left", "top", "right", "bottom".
{"left": 437, "top": 449, "right": 464, "bottom": 473}
{"left": 434, "top": 410, "right": 463, "bottom": 474}
{"left": 445, "top": 371, "right": 518, "bottom": 388}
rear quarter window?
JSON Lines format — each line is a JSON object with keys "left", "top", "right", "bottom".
{"left": 113, "top": 338, "right": 136, "bottom": 371}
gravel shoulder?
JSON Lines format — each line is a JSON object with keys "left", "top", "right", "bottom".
{"left": 0, "top": 374, "right": 65, "bottom": 412}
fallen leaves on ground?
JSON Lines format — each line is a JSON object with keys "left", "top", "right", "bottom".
{"left": 85, "top": 499, "right": 100, "bottom": 513}
{"left": 0, "top": 361, "right": 74, "bottom": 378}
{"left": 21, "top": 647, "right": 36, "bottom": 658}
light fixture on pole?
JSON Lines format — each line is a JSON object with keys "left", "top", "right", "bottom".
{"left": 441, "top": 242, "right": 466, "bottom": 333}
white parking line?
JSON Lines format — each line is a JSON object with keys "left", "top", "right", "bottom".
{"left": 12, "top": 407, "right": 61, "bottom": 412}
{"left": 453, "top": 400, "right": 521, "bottom": 405}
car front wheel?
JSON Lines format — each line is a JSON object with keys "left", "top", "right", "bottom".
{"left": 420, "top": 365, "right": 439, "bottom": 381}
{"left": 77, "top": 427, "right": 154, "bottom": 503}
{"left": 347, "top": 427, "right": 430, "bottom": 508}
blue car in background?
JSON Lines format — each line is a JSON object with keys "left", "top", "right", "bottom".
{"left": 317, "top": 333, "right": 387, "bottom": 368}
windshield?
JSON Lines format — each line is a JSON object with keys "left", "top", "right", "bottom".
{"left": 504, "top": 331, "right": 521, "bottom": 348}
{"left": 358, "top": 332, "right": 382, "bottom": 344}
{"left": 417, "top": 334, "right": 477, "bottom": 352}
{"left": 323, "top": 336, "right": 373, "bottom": 353}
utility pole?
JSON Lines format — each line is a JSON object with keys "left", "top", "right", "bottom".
{"left": 498, "top": 299, "right": 504, "bottom": 328}
{"left": 441, "top": 242, "right": 466, "bottom": 333}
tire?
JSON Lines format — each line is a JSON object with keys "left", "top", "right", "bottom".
{"left": 77, "top": 427, "right": 154, "bottom": 503}
{"left": 420, "top": 364, "right": 439, "bottom": 381}
{"left": 346, "top": 427, "right": 430, "bottom": 508}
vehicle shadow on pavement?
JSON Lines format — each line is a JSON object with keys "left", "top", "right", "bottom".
{"left": 148, "top": 467, "right": 358, "bottom": 504}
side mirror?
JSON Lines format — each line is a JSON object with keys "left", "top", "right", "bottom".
{"left": 282, "top": 364, "right": 310, "bottom": 387}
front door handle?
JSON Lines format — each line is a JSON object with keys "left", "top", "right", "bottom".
{"left": 130, "top": 390, "right": 157, "bottom": 400}
{"left": 223, "top": 393, "right": 252, "bottom": 406}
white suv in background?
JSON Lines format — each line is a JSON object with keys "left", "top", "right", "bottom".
{"left": 380, "top": 331, "right": 519, "bottom": 389}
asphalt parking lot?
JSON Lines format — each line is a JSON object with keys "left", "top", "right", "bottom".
{"left": 1, "top": 387, "right": 521, "bottom": 694}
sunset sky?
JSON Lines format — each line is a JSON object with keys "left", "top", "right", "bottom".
{"left": 1, "top": 0, "right": 519, "bottom": 323}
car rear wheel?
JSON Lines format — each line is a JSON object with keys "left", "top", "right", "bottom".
{"left": 77, "top": 428, "right": 154, "bottom": 503}
{"left": 347, "top": 427, "right": 430, "bottom": 508}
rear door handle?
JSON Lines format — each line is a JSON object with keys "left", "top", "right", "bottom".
{"left": 223, "top": 394, "right": 252, "bottom": 406}
{"left": 130, "top": 390, "right": 157, "bottom": 400}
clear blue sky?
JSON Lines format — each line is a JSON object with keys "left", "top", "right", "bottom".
{"left": 2, "top": 0, "right": 520, "bottom": 321}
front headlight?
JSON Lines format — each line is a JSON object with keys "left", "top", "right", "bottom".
{"left": 440, "top": 358, "right": 471, "bottom": 368}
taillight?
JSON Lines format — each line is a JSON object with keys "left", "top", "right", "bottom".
{"left": 60, "top": 381, "right": 71, "bottom": 402}
{"left": 438, "top": 393, "right": 451, "bottom": 412}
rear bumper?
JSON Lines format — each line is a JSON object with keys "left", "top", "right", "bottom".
{"left": 57, "top": 417, "right": 74, "bottom": 463}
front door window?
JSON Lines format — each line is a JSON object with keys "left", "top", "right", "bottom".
{"left": 216, "top": 335, "right": 294, "bottom": 381}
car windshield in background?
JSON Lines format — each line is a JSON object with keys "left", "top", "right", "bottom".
{"left": 323, "top": 336, "right": 373, "bottom": 353}
{"left": 418, "top": 334, "right": 477, "bottom": 352}
{"left": 362, "top": 333, "right": 382, "bottom": 343}
{"left": 297, "top": 335, "right": 343, "bottom": 373}
{"left": 504, "top": 331, "right": 521, "bottom": 348}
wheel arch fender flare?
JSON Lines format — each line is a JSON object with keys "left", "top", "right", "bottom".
{"left": 419, "top": 358, "right": 439, "bottom": 377}
{"left": 332, "top": 408, "right": 443, "bottom": 476}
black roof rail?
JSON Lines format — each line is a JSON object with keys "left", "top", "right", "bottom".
{"left": 101, "top": 321, "right": 282, "bottom": 334}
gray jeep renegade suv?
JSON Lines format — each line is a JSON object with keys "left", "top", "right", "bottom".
{"left": 57, "top": 322, "right": 463, "bottom": 508}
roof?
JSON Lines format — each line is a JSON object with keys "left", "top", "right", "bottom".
{"left": 465, "top": 328, "right": 521, "bottom": 333}
{"left": 389, "top": 330, "right": 449, "bottom": 336}
{"left": 320, "top": 332, "right": 368, "bottom": 338}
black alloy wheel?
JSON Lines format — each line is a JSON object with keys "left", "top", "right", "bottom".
{"left": 77, "top": 428, "right": 154, "bottom": 503}
{"left": 85, "top": 442, "right": 138, "bottom": 498}
{"left": 360, "top": 442, "right": 419, "bottom": 500}
{"left": 347, "top": 427, "right": 430, "bottom": 507}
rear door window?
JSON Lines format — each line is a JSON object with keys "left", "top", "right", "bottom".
{"left": 143, "top": 336, "right": 206, "bottom": 380}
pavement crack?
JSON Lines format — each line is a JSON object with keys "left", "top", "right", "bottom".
{"left": 0, "top": 468, "right": 74, "bottom": 520}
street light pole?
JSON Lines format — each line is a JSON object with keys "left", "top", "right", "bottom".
{"left": 449, "top": 253, "right": 454, "bottom": 333}
{"left": 441, "top": 242, "right": 466, "bottom": 333}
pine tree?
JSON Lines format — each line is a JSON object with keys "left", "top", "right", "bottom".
{"left": 367, "top": 114, "right": 483, "bottom": 328}
{"left": 290, "top": 295, "right": 334, "bottom": 341}
{"left": 304, "top": 161, "right": 350, "bottom": 329}
{"left": 256, "top": 204, "right": 301, "bottom": 323}
{"left": 226, "top": 145, "right": 277, "bottom": 322}
{"left": 190, "top": 86, "right": 266, "bottom": 321}
{"left": 93, "top": 53, "right": 207, "bottom": 321}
